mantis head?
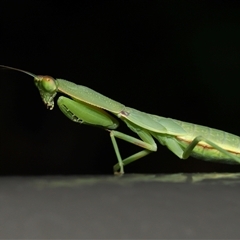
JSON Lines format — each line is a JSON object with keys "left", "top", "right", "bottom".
{"left": 34, "top": 75, "right": 58, "bottom": 110}
{"left": 0, "top": 65, "right": 58, "bottom": 110}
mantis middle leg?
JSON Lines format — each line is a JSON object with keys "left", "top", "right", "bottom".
{"left": 110, "top": 128, "right": 157, "bottom": 174}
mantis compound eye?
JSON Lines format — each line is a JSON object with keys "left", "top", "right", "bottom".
{"left": 34, "top": 75, "right": 58, "bottom": 110}
{"left": 34, "top": 75, "right": 57, "bottom": 92}
{"left": 42, "top": 76, "right": 57, "bottom": 92}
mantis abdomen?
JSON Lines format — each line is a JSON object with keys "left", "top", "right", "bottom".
{"left": 172, "top": 120, "right": 240, "bottom": 163}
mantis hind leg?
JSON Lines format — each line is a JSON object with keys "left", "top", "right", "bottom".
{"left": 182, "top": 136, "right": 240, "bottom": 163}
{"left": 109, "top": 130, "right": 157, "bottom": 174}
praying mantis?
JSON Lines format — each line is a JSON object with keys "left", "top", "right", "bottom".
{"left": 1, "top": 65, "right": 240, "bottom": 174}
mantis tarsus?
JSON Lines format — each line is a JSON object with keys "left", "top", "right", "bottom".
{"left": 1, "top": 65, "right": 240, "bottom": 174}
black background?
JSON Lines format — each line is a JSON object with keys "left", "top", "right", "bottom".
{"left": 1, "top": 0, "right": 240, "bottom": 175}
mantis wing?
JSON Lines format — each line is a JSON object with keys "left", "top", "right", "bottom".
{"left": 121, "top": 107, "right": 187, "bottom": 135}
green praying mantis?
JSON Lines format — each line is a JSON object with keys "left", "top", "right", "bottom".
{"left": 1, "top": 65, "right": 240, "bottom": 174}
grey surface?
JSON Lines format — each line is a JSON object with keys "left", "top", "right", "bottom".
{"left": 1, "top": 173, "right": 240, "bottom": 239}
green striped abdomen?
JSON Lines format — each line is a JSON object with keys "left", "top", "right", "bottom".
{"left": 173, "top": 120, "right": 240, "bottom": 163}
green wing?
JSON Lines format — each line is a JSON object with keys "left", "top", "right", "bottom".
{"left": 121, "top": 107, "right": 187, "bottom": 135}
